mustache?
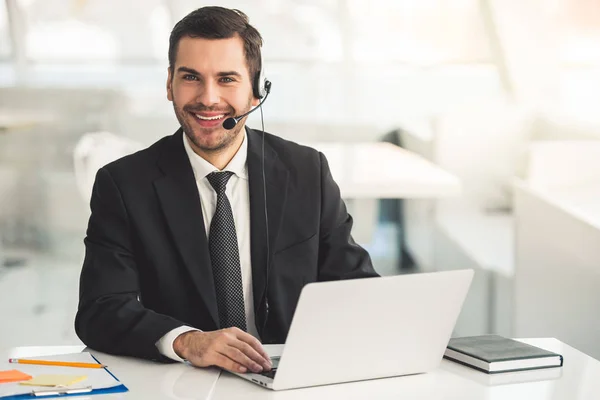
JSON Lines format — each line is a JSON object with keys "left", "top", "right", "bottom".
{"left": 183, "top": 104, "right": 233, "bottom": 114}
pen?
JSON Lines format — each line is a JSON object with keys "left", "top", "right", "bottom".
{"left": 8, "top": 359, "right": 106, "bottom": 369}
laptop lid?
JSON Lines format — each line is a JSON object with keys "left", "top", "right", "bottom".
{"left": 272, "top": 269, "right": 474, "bottom": 390}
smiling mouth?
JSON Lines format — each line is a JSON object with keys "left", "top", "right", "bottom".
{"left": 189, "top": 111, "right": 231, "bottom": 128}
{"left": 194, "top": 113, "right": 226, "bottom": 121}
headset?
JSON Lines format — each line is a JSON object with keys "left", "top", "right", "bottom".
{"left": 222, "top": 52, "right": 272, "bottom": 340}
{"left": 253, "top": 53, "right": 270, "bottom": 100}
{"left": 222, "top": 53, "right": 271, "bottom": 130}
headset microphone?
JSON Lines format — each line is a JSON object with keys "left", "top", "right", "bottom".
{"left": 222, "top": 81, "right": 271, "bottom": 130}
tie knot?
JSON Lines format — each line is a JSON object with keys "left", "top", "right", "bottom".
{"left": 207, "top": 171, "right": 234, "bottom": 193}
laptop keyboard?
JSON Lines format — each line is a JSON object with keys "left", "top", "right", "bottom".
{"left": 259, "top": 368, "right": 277, "bottom": 379}
{"left": 258, "top": 356, "right": 280, "bottom": 379}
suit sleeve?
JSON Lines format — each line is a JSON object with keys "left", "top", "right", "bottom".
{"left": 316, "top": 152, "right": 380, "bottom": 281}
{"left": 75, "top": 167, "right": 183, "bottom": 361}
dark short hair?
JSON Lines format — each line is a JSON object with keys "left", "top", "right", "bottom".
{"left": 168, "top": 7, "right": 263, "bottom": 82}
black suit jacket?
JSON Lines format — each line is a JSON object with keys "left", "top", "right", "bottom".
{"left": 75, "top": 127, "right": 378, "bottom": 361}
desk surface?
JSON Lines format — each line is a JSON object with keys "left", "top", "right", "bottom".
{"left": 5, "top": 338, "right": 600, "bottom": 399}
{"left": 309, "top": 142, "right": 461, "bottom": 199}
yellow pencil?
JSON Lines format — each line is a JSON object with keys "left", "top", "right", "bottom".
{"left": 8, "top": 359, "right": 106, "bottom": 369}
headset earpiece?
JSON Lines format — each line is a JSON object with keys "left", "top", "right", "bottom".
{"left": 253, "top": 52, "right": 271, "bottom": 99}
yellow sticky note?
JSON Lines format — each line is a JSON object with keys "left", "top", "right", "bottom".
{"left": 0, "top": 369, "right": 32, "bottom": 383}
{"left": 19, "top": 375, "right": 87, "bottom": 387}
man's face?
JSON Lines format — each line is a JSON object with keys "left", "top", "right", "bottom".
{"left": 167, "top": 35, "right": 258, "bottom": 153}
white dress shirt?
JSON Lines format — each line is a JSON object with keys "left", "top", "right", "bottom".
{"left": 156, "top": 132, "right": 258, "bottom": 361}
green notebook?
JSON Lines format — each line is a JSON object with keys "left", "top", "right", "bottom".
{"left": 444, "top": 335, "right": 563, "bottom": 374}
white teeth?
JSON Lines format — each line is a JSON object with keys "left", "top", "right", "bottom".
{"left": 195, "top": 114, "right": 224, "bottom": 120}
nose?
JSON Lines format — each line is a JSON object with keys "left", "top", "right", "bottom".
{"left": 195, "top": 80, "right": 220, "bottom": 107}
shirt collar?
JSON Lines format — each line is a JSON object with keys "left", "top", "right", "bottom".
{"left": 182, "top": 131, "right": 248, "bottom": 181}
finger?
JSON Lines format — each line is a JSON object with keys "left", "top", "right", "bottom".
{"left": 227, "top": 338, "right": 272, "bottom": 370}
{"left": 209, "top": 352, "right": 248, "bottom": 374}
{"left": 231, "top": 329, "right": 272, "bottom": 367}
{"left": 220, "top": 346, "right": 264, "bottom": 373}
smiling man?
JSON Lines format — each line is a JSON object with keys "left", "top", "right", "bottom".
{"left": 75, "top": 6, "right": 377, "bottom": 375}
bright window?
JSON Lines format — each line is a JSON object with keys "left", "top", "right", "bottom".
{"left": 348, "top": 0, "right": 492, "bottom": 64}
{"left": 17, "top": 0, "right": 171, "bottom": 62}
{"left": 556, "top": 0, "right": 600, "bottom": 66}
{"left": 0, "top": 1, "right": 11, "bottom": 59}
{"left": 171, "top": 0, "right": 343, "bottom": 62}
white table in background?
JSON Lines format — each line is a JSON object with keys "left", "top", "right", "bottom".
{"left": 6, "top": 338, "right": 600, "bottom": 399}
{"left": 0, "top": 111, "right": 53, "bottom": 269}
{"left": 311, "top": 142, "right": 460, "bottom": 199}
{"left": 542, "top": 184, "right": 600, "bottom": 230}
{"left": 0, "top": 111, "right": 57, "bottom": 133}
{"left": 309, "top": 142, "right": 461, "bottom": 247}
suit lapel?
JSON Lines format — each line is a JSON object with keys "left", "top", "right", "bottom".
{"left": 247, "top": 128, "right": 289, "bottom": 321}
{"left": 153, "top": 129, "right": 219, "bottom": 327}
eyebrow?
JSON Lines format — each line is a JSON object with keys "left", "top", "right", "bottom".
{"left": 176, "top": 66, "right": 242, "bottom": 78}
{"left": 217, "top": 71, "right": 242, "bottom": 78}
{"left": 177, "top": 66, "right": 200, "bottom": 75}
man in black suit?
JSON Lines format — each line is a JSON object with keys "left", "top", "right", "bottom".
{"left": 75, "top": 6, "right": 377, "bottom": 375}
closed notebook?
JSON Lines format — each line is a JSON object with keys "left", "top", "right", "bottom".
{"left": 444, "top": 335, "right": 563, "bottom": 374}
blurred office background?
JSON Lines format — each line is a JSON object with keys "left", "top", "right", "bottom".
{"left": 1, "top": 0, "right": 599, "bottom": 360}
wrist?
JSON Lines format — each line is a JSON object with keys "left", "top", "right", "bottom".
{"left": 173, "top": 330, "right": 197, "bottom": 360}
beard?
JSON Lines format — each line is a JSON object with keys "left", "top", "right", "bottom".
{"left": 172, "top": 97, "right": 253, "bottom": 154}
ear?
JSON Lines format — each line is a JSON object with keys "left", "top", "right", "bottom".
{"left": 251, "top": 95, "right": 260, "bottom": 107}
{"left": 166, "top": 67, "right": 173, "bottom": 101}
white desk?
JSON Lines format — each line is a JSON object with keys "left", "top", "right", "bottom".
{"left": 6, "top": 338, "right": 600, "bottom": 399}
{"left": 310, "top": 142, "right": 461, "bottom": 199}
{"left": 4, "top": 345, "right": 221, "bottom": 400}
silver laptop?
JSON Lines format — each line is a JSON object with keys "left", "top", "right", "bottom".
{"left": 232, "top": 269, "right": 474, "bottom": 390}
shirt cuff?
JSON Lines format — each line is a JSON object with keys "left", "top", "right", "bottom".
{"left": 156, "top": 325, "right": 200, "bottom": 362}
